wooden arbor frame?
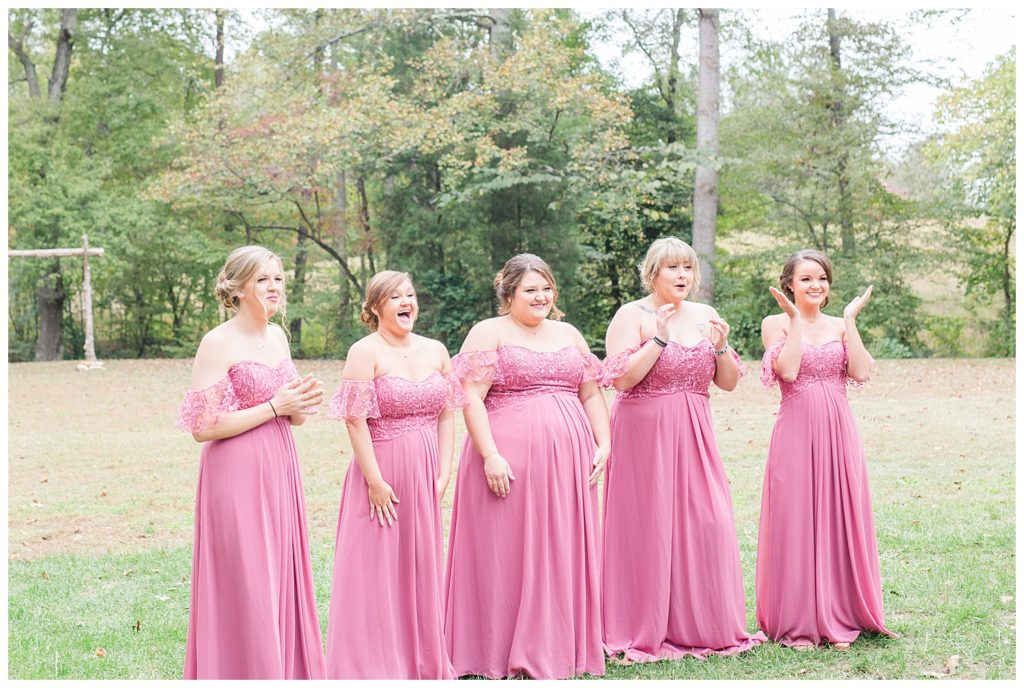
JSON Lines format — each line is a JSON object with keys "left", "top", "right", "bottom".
{"left": 9, "top": 234, "right": 104, "bottom": 367}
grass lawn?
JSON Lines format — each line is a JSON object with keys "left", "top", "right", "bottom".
{"left": 7, "top": 357, "right": 1015, "bottom": 679}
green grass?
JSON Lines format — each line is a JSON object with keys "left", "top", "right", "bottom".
{"left": 7, "top": 358, "right": 1016, "bottom": 679}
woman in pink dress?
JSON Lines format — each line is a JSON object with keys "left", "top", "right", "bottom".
{"left": 757, "top": 249, "right": 893, "bottom": 649}
{"left": 444, "top": 254, "right": 610, "bottom": 679}
{"left": 601, "top": 237, "right": 765, "bottom": 663}
{"left": 325, "top": 270, "right": 458, "bottom": 679}
{"left": 176, "top": 246, "right": 326, "bottom": 679}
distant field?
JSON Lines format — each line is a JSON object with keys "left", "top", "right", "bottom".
{"left": 7, "top": 358, "right": 1016, "bottom": 679}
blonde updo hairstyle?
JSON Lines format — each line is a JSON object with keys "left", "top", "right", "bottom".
{"left": 638, "top": 236, "right": 702, "bottom": 297}
{"left": 215, "top": 245, "right": 287, "bottom": 323}
{"left": 493, "top": 253, "right": 564, "bottom": 320}
{"left": 779, "top": 249, "right": 833, "bottom": 308}
{"left": 360, "top": 270, "right": 413, "bottom": 330}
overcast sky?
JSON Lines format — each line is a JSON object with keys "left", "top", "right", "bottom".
{"left": 583, "top": 7, "right": 1016, "bottom": 156}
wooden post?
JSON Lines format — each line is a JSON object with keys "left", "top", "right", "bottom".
{"left": 8, "top": 241, "right": 105, "bottom": 368}
{"left": 81, "top": 234, "right": 97, "bottom": 364}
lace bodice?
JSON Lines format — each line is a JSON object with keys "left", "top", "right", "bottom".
{"left": 176, "top": 358, "right": 299, "bottom": 433}
{"left": 600, "top": 338, "right": 747, "bottom": 399}
{"left": 452, "top": 345, "right": 602, "bottom": 412}
{"left": 761, "top": 338, "right": 866, "bottom": 402}
{"left": 328, "top": 371, "right": 464, "bottom": 442}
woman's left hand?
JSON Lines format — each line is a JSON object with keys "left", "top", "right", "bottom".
{"left": 588, "top": 445, "right": 610, "bottom": 487}
{"left": 709, "top": 317, "right": 730, "bottom": 351}
{"left": 844, "top": 285, "right": 873, "bottom": 321}
{"left": 436, "top": 471, "right": 451, "bottom": 500}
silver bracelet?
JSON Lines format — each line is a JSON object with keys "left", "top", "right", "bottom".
{"left": 713, "top": 344, "right": 730, "bottom": 356}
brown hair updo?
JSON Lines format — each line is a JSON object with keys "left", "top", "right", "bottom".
{"left": 493, "top": 253, "right": 564, "bottom": 320}
{"left": 779, "top": 249, "right": 833, "bottom": 307}
{"left": 360, "top": 270, "right": 413, "bottom": 330}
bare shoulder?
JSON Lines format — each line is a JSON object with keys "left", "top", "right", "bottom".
{"left": 460, "top": 317, "right": 501, "bottom": 352}
{"left": 825, "top": 314, "right": 848, "bottom": 340}
{"left": 345, "top": 333, "right": 379, "bottom": 360}
{"left": 761, "top": 313, "right": 787, "bottom": 347}
{"left": 554, "top": 320, "right": 591, "bottom": 353}
{"left": 416, "top": 333, "right": 452, "bottom": 363}
{"left": 191, "top": 324, "right": 235, "bottom": 389}
{"left": 691, "top": 302, "right": 718, "bottom": 319}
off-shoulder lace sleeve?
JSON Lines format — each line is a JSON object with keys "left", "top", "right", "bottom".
{"left": 597, "top": 342, "right": 644, "bottom": 389}
{"left": 176, "top": 376, "right": 241, "bottom": 433}
{"left": 580, "top": 351, "right": 604, "bottom": 384}
{"left": 451, "top": 350, "right": 504, "bottom": 386}
{"left": 443, "top": 371, "right": 467, "bottom": 410}
{"left": 760, "top": 338, "right": 786, "bottom": 389}
{"left": 327, "top": 379, "right": 381, "bottom": 420}
{"left": 724, "top": 346, "right": 748, "bottom": 379}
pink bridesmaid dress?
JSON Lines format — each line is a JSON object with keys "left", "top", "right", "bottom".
{"left": 176, "top": 359, "right": 327, "bottom": 680}
{"left": 601, "top": 339, "right": 765, "bottom": 662}
{"left": 757, "top": 339, "right": 894, "bottom": 646}
{"left": 444, "top": 345, "right": 605, "bottom": 679}
{"left": 324, "top": 372, "right": 460, "bottom": 679}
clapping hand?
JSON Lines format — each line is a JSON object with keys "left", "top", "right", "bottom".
{"left": 844, "top": 285, "right": 873, "bottom": 321}
{"left": 769, "top": 287, "right": 799, "bottom": 320}
{"left": 708, "top": 317, "right": 730, "bottom": 351}
{"left": 270, "top": 374, "right": 324, "bottom": 416}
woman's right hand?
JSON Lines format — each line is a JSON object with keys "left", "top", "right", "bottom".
{"left": 769, "top": 286, "right": 800, "bottom": 321}
{"left": 368, "top": 479, "right": 399, "bottom": 527}
{"left": 483, "top": 453, "right": 515, "bottom": 498}
{"left": 270, "top": 374, "right": 323, "bottom": 416}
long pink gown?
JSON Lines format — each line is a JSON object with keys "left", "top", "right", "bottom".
{"left": 600, "top": 339, "right": 765, "bottom": 662}
{"left": 444, "top": 345, "right": 605, "bottom": 679}
{"left": 757, "top": 339, "right": 893, "bottom": 646}
{"left": 176, "top": 359, "right": 327, "bottom": 680}
{"left": 325, "top": 372, "right": 459, "bottom": 679}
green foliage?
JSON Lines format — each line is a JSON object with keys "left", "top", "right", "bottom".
{"left": 7, "top": 9, "right": 1013, "bottom": 360}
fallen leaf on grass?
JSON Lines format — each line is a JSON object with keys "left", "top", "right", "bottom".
{"left": 155, "top": 595, "right": 170, "bottom": 602}
{"left": 99, "top": 491, "right": 107, "bottom": 498}
{"left": 133, "top": 620, "right": 141, "bottom": 633}
{"left": 921, "top": 671, "right": 944, "bottom": 678}
{"left": 945, "top": 655, "right": 960, "bottom": 674}
{"left": 71, "top": 534, "right": 82, "bottom": 542}
{"left": 123, "top": 569, "right": 135, "bottom": 577}
{"left": 40, "top": 478, "right": 48, "bottom": 483}
{"left": 95, "top": 648, "right": 106, "bottom": 658}
{"left": 40, "top": 571, "right": 49, "bottom": 580}
{"left": 797, "top": 669, "right": 807, "bottom": 675}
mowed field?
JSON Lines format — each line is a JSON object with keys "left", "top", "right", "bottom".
{"left": 7, "top": 357, "right": 1016, "bottom": 679}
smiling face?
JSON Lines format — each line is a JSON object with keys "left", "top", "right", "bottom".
{"left": 788, "top": 259, "right": 831, "bottom": 310}
{"left": 241, "top": 258, "right": 285, "bottom": 319}
{"left": 509, "top": 270, "right": 554, "bottom": 325}
{"left": 375, "top": 277, "right": 418, "bottom": 335}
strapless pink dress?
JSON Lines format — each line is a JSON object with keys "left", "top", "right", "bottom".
{"left": 444, "top": 345, "right": 605, "bottom": 679}
{"left": 600, "top": 339, "right": 765, "bottom": 662}
{"left": 324, "top": 372, "right": 461, "bottom": 679}
{"left": 176, "top": 359, "right": 326, "bottom": 680}
{"left": 757, "top": 339, "right": 893, "bottom": 646}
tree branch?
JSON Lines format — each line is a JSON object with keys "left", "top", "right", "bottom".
{"left": 8, "top": 22, "right": 41, "bottom": 98}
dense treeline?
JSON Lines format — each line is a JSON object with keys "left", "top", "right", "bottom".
{"left": 7, "top": 8, "right": 1015, "bottom": 361}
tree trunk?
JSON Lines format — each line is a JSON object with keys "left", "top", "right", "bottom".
{"left": 827, "top": 8, "right": 855, "bottom": 255}
{"left": 357, "top": 176, "right": 376, "bottom": 275}
{"left": 8, "top": 22, "right": 42, "bottom": 98}
{"left": 214, "top": 9, "right": 225, "bottom": 88}
{"left": 692, "top": 8, "right": 720, "bottom": 304}
{"left": 47, "top": 9, "right": 77, "bottom": 104}
{"left": 289, "top": 231, "right": 308, "bottom": 352}
{"left": 489, "top": 8, "right": 512, "bottom": 57}
{"left": 35, "top": 262, "right": 65, "bottom": 361}
{"left": 335, "top": 171, "right": 351, "bottom": 317}
{"left": 665, "top": 9, "right": 685, "bottom": 142}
